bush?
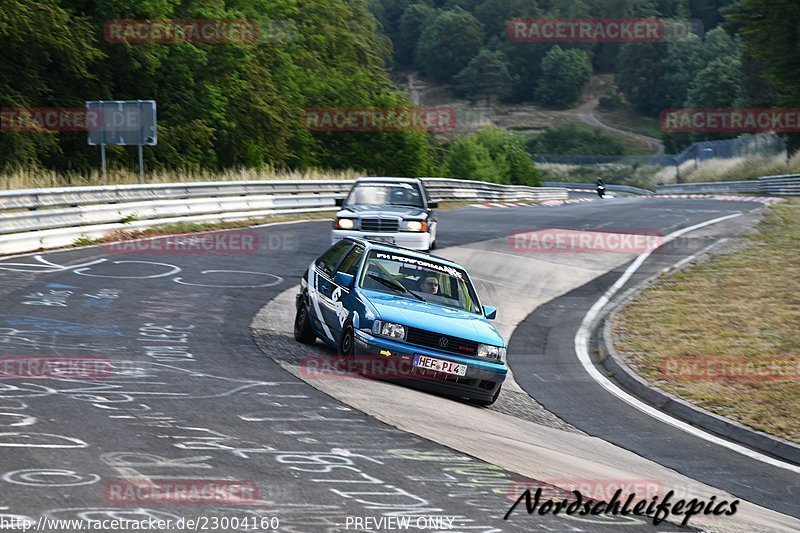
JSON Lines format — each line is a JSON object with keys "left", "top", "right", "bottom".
{"left": 444, "top": 136, "right": 498, "bottom": 182}
{"left": 529, "top": 123, "right": 640, "bottom": 156}
{"left": 445, "top": 127, "right": 540, "bottom": 185}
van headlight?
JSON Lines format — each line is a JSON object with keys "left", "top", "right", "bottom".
{"left": 372, "top": 320, "right": 406, "bottom": 340}
{"left": 335, "top": 218, "right": 356, "bottom": 230}
{"left": 402, "top": 220, "right": 427, "bottom": 232}
{"left": 477, "top": 344, "right": 506, "bottom": 362}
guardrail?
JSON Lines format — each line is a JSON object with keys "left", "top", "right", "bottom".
{"left": 0, "top": 178, "right": 568, "bottom": 256}
{"left": 542, "top": 181, "right": 653, "bottom": 196}
{"left": 759, "top": 174, "right": 800, "bottom": 196}
{"left": 656, "top": 174, "right": 800, "bottom": 195}
{"left": 656, "top": 180, "right": 761, "bottom": 194}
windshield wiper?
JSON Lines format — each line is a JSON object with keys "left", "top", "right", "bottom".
{"left": 367, "top": 273, "right": 426, "bottom": 302}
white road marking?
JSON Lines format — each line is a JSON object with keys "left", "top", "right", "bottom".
{"left": 574, "top": 212, "right": 800, "bottom": 474}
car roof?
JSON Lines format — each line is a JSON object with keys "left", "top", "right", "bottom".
{"left": 342, "top": 237, "right": 463, "bottom": 270}
{"left": 354, "top": 177, "right": 422, "bottom": 184}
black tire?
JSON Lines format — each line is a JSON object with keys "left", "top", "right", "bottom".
{"left": 429, "top": 238, "right": 437, "bottom": 250}
{"left": 293, "top": 299, "right": 316, "bottom": 345}
{"left": 472, "top": 385, "right": 502, "bottom": 407}
{"left": 338, "top": 322, "right": 355, "bottom": 364}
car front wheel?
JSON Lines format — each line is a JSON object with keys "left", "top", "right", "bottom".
{"left": 338, "top": 322, "right": 355, "bottom": 364}
{"left": 293, "top": 299, "right": 317, "bottom": 345}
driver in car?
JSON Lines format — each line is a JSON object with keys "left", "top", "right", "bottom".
{"left": 420, "top": 274, "right": 439, "bottom": 295}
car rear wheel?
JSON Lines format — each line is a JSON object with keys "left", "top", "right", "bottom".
{"left": 338, "top": 322, "right": 355, "bottom": 364}
{"left": 472, "top": 385, "right": 502, "bottom": 407}
{"left": 293, "top": 299, "right": 316, "bottom": 345}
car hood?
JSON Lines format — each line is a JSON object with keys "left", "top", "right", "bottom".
{"left": 362, "top": 290, "right": 504, "bottom": 347}
{"left": 338, "top": 205, "right": 426, "bottom": 218}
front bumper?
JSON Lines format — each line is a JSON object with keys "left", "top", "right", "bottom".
{"left": 352, "top": 330, "right": 507, "bottom": 401}
{"left": 332, "top": 229, "right": 431, "bottom": 250}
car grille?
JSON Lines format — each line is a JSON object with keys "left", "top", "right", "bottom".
{"left": 406, "top": 327, "right": 479, "bottom": 357}
{"left": 360, "top": 217, "right": 399, "bottom": 233}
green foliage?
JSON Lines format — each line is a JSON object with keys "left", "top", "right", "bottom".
{"left": 0, "top": 0, "right": 438, "bottom": 177}
{"left": 529, "top": 122, "right": 643, "bottom": 155}
{"left": 445, "top": 127, "right": 540, "bottom": 185}
{"left": 534, "top": 46, "right": 592, "bottom": 107}
{"left": 397, "top": 4, "right": 438, "bottom": 66}
{"left": 444, "top": 136, "right": 497, "bottom": 182}
{"left": 473, "top": 0, "right": 540, "bottom": 37}
{"left": 616, "top": 43, "right": 672, "bottom": 116}
{"left": 686, "top": 55, "right": 742, "bottom": 107}
{"left": 454, "top": 49, "right": 514, "bottom": 105}
{"left": 726, "top": 0, "right": 800, "bottom": 152}
{"left": 414, "top": 9, "right": 485, "bottom": 83}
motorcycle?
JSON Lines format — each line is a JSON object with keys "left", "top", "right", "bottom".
{"left": 596, "top": 184, "right": 605, "bottom": 198}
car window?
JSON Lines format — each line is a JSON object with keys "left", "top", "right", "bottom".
{"left": 336, "top": 246, "right": 365, "bottom": 278}
{"left": 317, "top": 241, "right": 352, "bottom": 276}
{"left": 359, "top": 250, "right": 481, "bottom": 313}
{"left": 347, "top": 182, "right": 423, "bottom": 207}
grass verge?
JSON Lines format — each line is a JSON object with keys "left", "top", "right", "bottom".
{"left": 681, "top": 153, "right": 800, "bottom": 183}
{"left": 1, "top": 167, "right": 362, "bottom": 190}
{"left": 610, "top": 199, "right": 800, "bottom": 443}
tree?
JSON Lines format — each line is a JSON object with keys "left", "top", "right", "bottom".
{"left": 454, "top": 49, "right": 513, "bottom": 106}
{"left": 686, "top": 55, "right": 742, "bottom": 107}
{"left": 726, "top": 0, "right": 800, "bottom": 153}
{"left": 616, "top": 43, "right": 671, "bottom": 115}
{"left": 473, "top": 0, "right": 540, "bottom": 38}
{"left": 414, "top": 9, "right": 485, "bottom": 83}
{"left": 397, "top": 4, "right": 438, "bottom": 66}
{"left": 534, "top": 46, "right": 592, "bottom": 107}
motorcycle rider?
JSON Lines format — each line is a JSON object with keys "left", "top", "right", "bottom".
{"left": 596, "top": 177, "right": 606, "bottom": 198}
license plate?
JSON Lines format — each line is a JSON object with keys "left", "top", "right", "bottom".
{"left": 413, "top": 355, "right": 467, "bottom": 376}
{"left": 370, "top": 236, "right": 395, "bottom": 244}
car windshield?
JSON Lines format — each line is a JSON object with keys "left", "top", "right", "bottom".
{"left": 359, "top": 250, "right": 481, "bottom": 314}
{"left": 347, "top": 183, "right": 424, "bottom": 207}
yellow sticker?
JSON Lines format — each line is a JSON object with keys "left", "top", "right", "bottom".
{"left": 380, "top": 350, "right": 392, "bottom": 357}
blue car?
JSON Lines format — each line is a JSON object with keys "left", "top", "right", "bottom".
{"left": 294, "top": 237, "right": 507, "bottom": 406}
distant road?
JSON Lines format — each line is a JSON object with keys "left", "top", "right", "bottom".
{"left": 575, "top": 98, "right": 665, "bottom": 156}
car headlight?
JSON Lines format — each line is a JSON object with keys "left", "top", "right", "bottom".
{"left": 477, "top": 344, "right": 506, "bottom": 362}
{"left": 335, "top": 218, "right": 356, "bottom": 230}
{"left": 403, "top": 220, "right": 427, "bottom": 232}
{"left": 372, "top": 320, "right": 406, "bottom": 340}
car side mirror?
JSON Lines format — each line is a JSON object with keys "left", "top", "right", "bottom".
{"left": 335, "top": 198, "right": 344, "bottom": 207}
{"left": 334, "top": 271, "right": 354, "bottom": 288}
{"left": 483, "top": 305, "right": 497, "bottom": 320}
{"left": 428, "top": 201, "right": 439, "bottom": 209}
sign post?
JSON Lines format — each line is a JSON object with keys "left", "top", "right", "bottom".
{"left": 87, "top": 100, "right": 157, "bottom": 184}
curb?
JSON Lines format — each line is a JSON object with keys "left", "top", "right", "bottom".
{"left": 595, "top": 237, "right": 800, "bottom": 466}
